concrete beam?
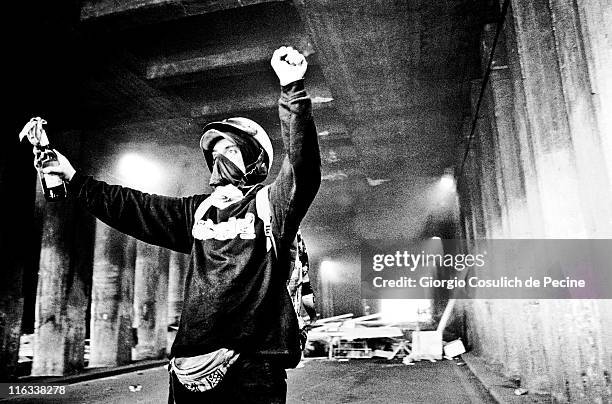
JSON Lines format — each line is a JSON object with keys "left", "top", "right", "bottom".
{"left": 146, "top": 36, "right": 315, "bottom": 81}
{"left": 81, "top": 0, "right": 283, "bottom": 23}
{"left": 189, "top": 83, "right": 334, "bottom": 119}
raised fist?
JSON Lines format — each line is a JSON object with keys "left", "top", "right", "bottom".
{"left": 271, "top": 46, "right": 307, "bottom": 86}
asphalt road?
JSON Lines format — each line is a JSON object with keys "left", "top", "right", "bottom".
{"left": 2, "top": 358, "right": 495, "bottom": 404}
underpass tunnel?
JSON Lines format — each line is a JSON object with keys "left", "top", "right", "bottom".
{"left": 1, "top": 0, "right": 611, "bottom": 402}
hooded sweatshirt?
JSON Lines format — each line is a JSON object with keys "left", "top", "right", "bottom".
{"left": 67, "top": 80, "right": 321, "bottom": 367}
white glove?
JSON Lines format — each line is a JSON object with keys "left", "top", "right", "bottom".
{"left": 271, "top": 46, "right": 307, "bottom": 86}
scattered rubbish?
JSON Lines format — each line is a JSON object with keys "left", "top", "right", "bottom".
{"left": 409, "top": 330, "right": 442, "bottom": 361}
{"left": 514, "top": 388, "right": 528, "bottom": 396}
{"left": 129, "top": 384, "right": 142, "bottom": 392}
{"left": 443, "top": 339, "right": 466, "bottom": 359}
{"left": 366, "top": 177, "right": 391, "bottom": 187}
{"left": 373, "top": 350, "right": 396, "bottom": 360}
{"left": 456, "top": 362, "right": 466, "bottom": 366}
{"left": 334, "top": 340, "right": 373, "bottom": 359}
{"left": 402, "top": 356, "right": 415, "bottom": 366}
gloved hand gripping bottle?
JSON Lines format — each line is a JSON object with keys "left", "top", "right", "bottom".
{"left": 19, "top": 117, "right": 67, "bottom": 201}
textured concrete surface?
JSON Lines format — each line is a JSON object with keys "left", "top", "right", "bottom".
{"left": 2, "top": 358, "right": 496, "bottom": 403}
{"left": 462, "top": 352, "right": 552, "bottom": 404}
{"left": 457, "top": 1, "right": 612, "bottom": 402}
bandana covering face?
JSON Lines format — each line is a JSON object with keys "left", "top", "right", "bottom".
{"left": 209, "top": 154, "right": 247, "bottom": 187}
{"left": 206, "top": 130, "right": 270, "bottom": 187}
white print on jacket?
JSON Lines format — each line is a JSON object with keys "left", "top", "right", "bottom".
{"left": 192, "top": 212, "right": 257, "bottom": 241}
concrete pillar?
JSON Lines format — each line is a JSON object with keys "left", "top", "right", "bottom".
{"left": 470, "top": 80, "right": 504, "bottom": 238}
{"left": 461, "top": 2, "right": 612, "bottom": 401}
{"left": 546, "top": 0, "right": 612, "bottom": 236}
{"left": 132, "top": 241, "right": 169, "bottom": 360}
{"left": 0, "top": 147, "right": 35, "bottom": 379}
{"left": 167, "top": 251, "right": 187, "bottom": 327}
{"left": 571, "top": 0, "right": 612, "bottom": 190}
{"left": 500, "top": 4, "right": 545, "bottom": 236}
{"left": 89, "top": 222, "right": 136, "bottom": 367}
{"left": 480, "top": 24, "right": 533, "bottom": 237}
{"left": 32, "top": 189, "right": 94, "bottom": 376}
{"left": 510, "top": 0, "right": 589, "bottom": 236}
{"left": 167, "top": 251, "right": 187, "bottom": 351}
{"left": 457, "top": 117, "right": 487, "bottom": 243}
{"left": 0, "top": 255, "right": 25, "bottom": 379}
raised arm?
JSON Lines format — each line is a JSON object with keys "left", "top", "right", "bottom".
{"left": 43, "top": 151, "right": 202, "bottom": 254}
{"left": 268, "top": 47, "right": 321, "bottom": 246}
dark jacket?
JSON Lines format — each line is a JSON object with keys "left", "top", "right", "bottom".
{"left": 68, "top": 80, "right": 321, "bottom": 367}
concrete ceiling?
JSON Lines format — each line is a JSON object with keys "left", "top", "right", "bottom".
{"left": 9, "top": 0, "right": 495, "bottom": 260}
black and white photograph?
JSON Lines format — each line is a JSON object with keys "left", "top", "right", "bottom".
{"left": 1, "top": 0, "right": 611, "bottom": 403}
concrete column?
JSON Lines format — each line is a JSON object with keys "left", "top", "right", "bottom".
{"left": 461, "top": 2, "right": 612, "bottom": 401}
{"left": 89, "top": 222, "right": 136, "bottom": 367}
{"left": 0, "top": 148, "right": 35, "bottom": 379}
{"left": 571, "top": 0, "right": 612, "bottom": 188}
{"left": 480, "top": 24, "right": 533, "bottom": 236}
{"left": 167, "top": 251, "right": 187, "bottom": 327}
{"left": 0, "top": 255, "right": 25, "bottom": 380}
{"left": 500, "top": 5, "right": 546, "bottom": 236}
{"left": 510, "top": 0, "right": 588, "bottom": 236}
{"left": 32, "top": 189, "right": 94, "bottom": 376}
{"left": 470, "top": 80, "right": 504, "bottom": 237}
{"left": 132, "top": 241, "right": 169, "bottom": 360}
{"left": 457, "top": 117, "right": 487, "bottom": 242}
{"left": 546, "top": 0, "right": 612, "bottom": 236}
{"left": 167, "top": 251, "right": 187, "bottom": 351}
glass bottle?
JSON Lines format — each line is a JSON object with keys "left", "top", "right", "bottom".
{"left": 36, "top": 145, "right": 66, "bottom": 201}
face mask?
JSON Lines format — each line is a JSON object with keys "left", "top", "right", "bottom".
{"left": 209, "top": 154, "right": 247, "bottom": 187}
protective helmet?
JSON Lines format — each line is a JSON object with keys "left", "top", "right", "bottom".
{"left": 200, "top": 117, "right": 274, "bottom": 179}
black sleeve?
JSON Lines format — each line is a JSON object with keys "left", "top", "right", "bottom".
{"left": 68, "top": 171, "right": 205, "bottom": 254}
{"left": 269, "top": 80, "right": 321, "bottom": 247}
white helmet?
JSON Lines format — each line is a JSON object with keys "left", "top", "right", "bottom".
{"left": 200, "top": 117, "right": 274, "bottom": 180}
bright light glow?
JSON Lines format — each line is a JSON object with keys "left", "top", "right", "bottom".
{"left": 320, "top": 260, "right": 337, "bottom": 282}
{"left": 117, "top": 153, "right": 162, "bottom": 191}
{"left": 380, "top": 299, "right": 431, "bottom": 323}
{"left": 431, "top": 236, "right": 441, "bottom": 240}
{"left": 439, "top": 174, "right": 456, "bottom": 192}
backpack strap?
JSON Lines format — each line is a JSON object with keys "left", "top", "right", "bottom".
{"left": 193, "top": 187, "right": 277, "bottom": 258}
{"left": 255, "top": 185, "right": 277, "bottom": 258}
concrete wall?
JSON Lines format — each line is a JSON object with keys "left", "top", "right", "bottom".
{"left": 456, "top": 1, "right": 612, "bottom": 401}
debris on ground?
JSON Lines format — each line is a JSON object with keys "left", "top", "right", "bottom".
{"left": 443, "top": 339, "right": 466, "bottom": 359}
{"left": 514, "top": 388, "right": 528, "bottom": 395}
{"left": 305, "top": 303, "right": 469, "bottom": 367}
{"left": 128, "top": 384, "right": 142, "bottom": 392}
{"left": 402, "top": 357, "right": 415, "bottom": 366}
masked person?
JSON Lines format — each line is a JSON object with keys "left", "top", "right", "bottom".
{"left": 287, "top": 230, "right": 317, "bottom": 335}
{"left": 43, "top": 46, "right": 321, "bottom": 403}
